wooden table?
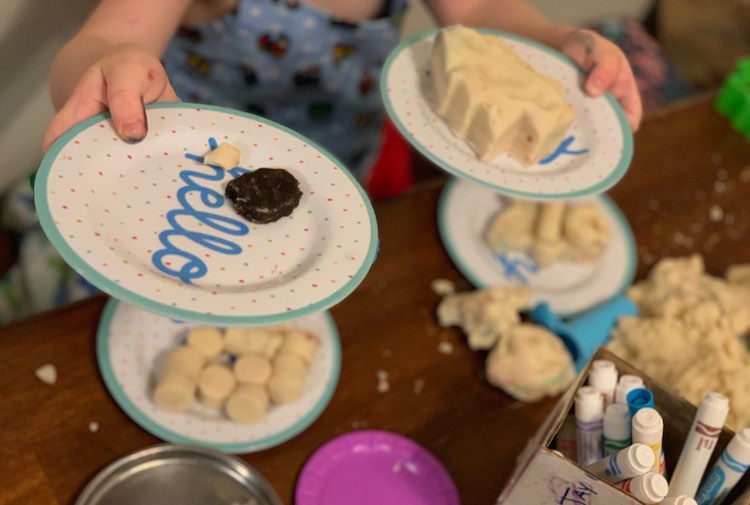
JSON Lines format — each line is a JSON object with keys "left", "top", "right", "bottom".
{"left": 3, "top": 93, "right": 750, "bottom": 505}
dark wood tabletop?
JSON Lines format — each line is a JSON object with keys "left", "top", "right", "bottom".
{"left": 2, "top": 92, "right": 749, "bottom": 505}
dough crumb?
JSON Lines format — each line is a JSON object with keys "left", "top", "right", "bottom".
{"left": 709, "top": 205, "right": 724, "bottom": 222}
{"left": 413, "top": 379, "right": 426, "bottom": 395}
{"left": 437, "top": 341, "right": 454, "bottom": 354}
{"left": 35, "top": 363, "right": 57, "bottom": 385}
{"left": 430, "top": 278, "right": 456, "bottom": 296}
{"left": 88, "top": 421, "right": 99, "bottom": 433}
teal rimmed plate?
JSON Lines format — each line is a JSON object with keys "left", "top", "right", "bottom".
{"left": 96, "top": 298, "right": 341, "bottom": 454}
{"left": 381, "top": 28, "right": 633, "bottom": 200}
{"left": 438, "top": 178, "right": 637, "bottom": 317}
{"left": 35, "top": 103, "right": 378, "bottom": 326}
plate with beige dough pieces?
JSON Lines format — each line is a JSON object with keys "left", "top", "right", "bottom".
{"left": 438, "top": 178, "right": 636, "bottom": 316}
{"left": 381, "top": 25, "right": 633, "bottom": 200}
{"left": 35, "top": 103, "right": 378, "bottom": 326}
{"left": 96, "top": 298, "right": 341, "bottom": 454}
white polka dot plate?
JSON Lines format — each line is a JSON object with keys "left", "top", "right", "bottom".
{"left": 96, "top": 298, "right": 341, "bottom": 453}
{"left": 438, "top": 178, "right": 636, "bottom": 316}
{"left": 35, "top": 103, "right": 378, "bottom": 325}
{"left": 381, "top": 29, "right": 633, "bottom": 200}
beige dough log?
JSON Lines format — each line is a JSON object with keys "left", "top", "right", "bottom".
{"left": 197, "top": 364, "right": 236, "bottom": 409}
{"left": 203, "top": 142, "right": 240, "bottom": 169}
{"left": 268, "top": 371, "right": 306, "bottom": 404}
{"left": 161, "top": 345, "right": 206, "bottom": 381}
{"left": 224, "top": 327, "right": 273, "bottom": 355}
{"left": 279, "top": 329, "right": 319, "bottom": 365}
{"left": 225, "top": 384, "right": 269, "bottom": 424}
{"left": 186, "top": 326, "right": 224, "bottom": 361}
{"left": 153, "top": 374, "right": 196, "bottom": 413}
{"left": 273, "top": 352, "right": 308, "bottom": 378}
{"left": 535, "top": 201, "right": 566, "bottom": 241}
{"left": 484, "top": 199, "right": 538, "bottom": 253}
{"left": 233, "top": 353, "right": 273, "bottom": 386}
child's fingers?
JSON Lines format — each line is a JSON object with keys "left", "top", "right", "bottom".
{"left": 103, "top": 62, "right": 151, "bottom": 143}
{"left": 608, "top": 69, "right": 643, "bottom": 131}
{"left": 584, "top": 53, "right": 620, "bottom": 97}
{"left": 42, "top": 69, "right": 108, "bottom": 152}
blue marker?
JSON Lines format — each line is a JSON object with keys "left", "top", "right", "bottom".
{"left": 695, "top": 428, "right": 750, "bottom": 505}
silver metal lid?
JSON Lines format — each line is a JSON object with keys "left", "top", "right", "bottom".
{"left": 75, "top": 444, "right": 283, "bottom": 505}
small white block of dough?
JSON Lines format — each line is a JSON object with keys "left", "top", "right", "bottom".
{"left": 279, "top": 330, "right": 319, "bottom": 364}
{"left": 198, "top": 364, "right": 236, "bottom": 407}
{"left": 268, "top": 372, "right": 305, "bottom": 404}
{"left": 233, "top": 353, "right": 273, "bottom": 385}
{"left": 186, "top": 326, "right": 224, "bottom": 360}
{"left": 88, "top": 421, "right": 99, "bottom": 433}
{"left": 162, "top": 346, "right": 206, "bottom": 380}
{"left": 203, "top": 142, "right": 241, "bottom": 169}
{"left": 225, "top": 384, "right": 269, "bottom": 424}
{"left": 154, "top": 374, "right": 196, "bottom": 413}
{"left": 35, "top": 363, "right": 57, "bottom": 385}
{"left": 273, "top": 352, "right": 308, "bottom": 378}
{"left": 224, "top": 328, "right": 272, "bottom": 355}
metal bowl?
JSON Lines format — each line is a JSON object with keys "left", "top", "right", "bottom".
{"left": 75, "top": 444, "right": 283, "bottom": 505}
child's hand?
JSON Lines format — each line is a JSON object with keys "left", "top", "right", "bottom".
{"left": 558, "top": 29, "right": 642, "bottom": 132}
{"left": 43, "top": 44, "right": 178, "bottom": 152}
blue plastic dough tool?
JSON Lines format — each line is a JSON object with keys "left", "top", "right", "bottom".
{"left": 530, "top": 294, "right": 639, "bottom": 372}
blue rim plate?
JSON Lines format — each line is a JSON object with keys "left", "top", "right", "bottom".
{"left": 381, "top": 28, "right": 633, "bottom": 200}
{"left": 438, "top": 178, "right": 637, "bottom": 317}
{"left": 96, "top": 298, "right": 341, "bottom": 454}
{"left": 35, "top": 103, "right": 378, "bottom": 326}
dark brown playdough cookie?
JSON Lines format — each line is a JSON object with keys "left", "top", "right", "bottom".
{"left": 225, "top": 168, "right": 303, "bottom": 224}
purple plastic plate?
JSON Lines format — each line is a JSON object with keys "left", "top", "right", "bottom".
{"left": 295, "top": 430, "right": 460, "bottom": 505}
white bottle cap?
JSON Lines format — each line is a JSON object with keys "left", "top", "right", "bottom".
{"left": 632, "top": 408, "right": 663, "bottom": 443}
{"left": 615, "top": 374, "right": 644, "bottom": 404}
{"left": 576, "top": 386, "right": 604, "bottom": 422}
{"left": 727, "top": 428, "right": 750, "bottom": 464}
{"left": 629, "top": 472, "right": 669, "bottom": 502}
{"left": 697, "top": 391, "right": 730, "bottom": 427}
{"left": 660, "top": 496, "right": 698, "bottom": 505}
{"left": 627, "top": 443, "right": 656, "bottom": 475}
{"left": 603, "top": 403, "right": 631, "bottom": 440}
{"left": 589, "top": 360, "right": 618, "bottom": 402}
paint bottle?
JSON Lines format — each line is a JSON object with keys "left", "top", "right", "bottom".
{"left": 603, "top": 403, "right": 631, "bottom": 455}
{"left": 669, "top": 392, "right": 730, "bottom": 498}
{"left": 615, "top": 374, "right": 644, "bottom": 405}
{"left": 575, "top": 386, "right": 604, "bottom": 465}
{"left": 616, "top": 472, "right": 669, "bottom": 504}
{"left": 588, "top": 359, "right": 618, "bottom": 406}
{"left": 585, "top": 443, "right": 654, "bottom": 483}
{"left": 632, "top": 407, "right": 663, "bottom": 474}
{"left": 695, "top": 428, "right": 750, "bottom": 505}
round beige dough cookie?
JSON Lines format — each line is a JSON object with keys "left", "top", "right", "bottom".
{"left": 224, "top": 327, "right": 273, "bottom": 355}
{"left": 186, "top": 326, "right": 224, "bottom": 360}
{"left": 233, "top": 353, "right": 273, "bottom": 385}
{"left": 162, "top": 345, "right": 206, "bottom": 380}
{"left": 198, "top": 364, "right": 236, "bottom": 408}
{"left": 153, "top": 374, "right": 196, "bottom": 413}
{"left": 225, "top": 384, "right": 269, "bottom": 424}
{"left": 273, "top": 352, "right": 308, "bottom": 378}
{"left": 268, "top": 372, "right": 306, "bottom": 404}
{"left": 279, "top": 330, "right": 319, "bottom": 364}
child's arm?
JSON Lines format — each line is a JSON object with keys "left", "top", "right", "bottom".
{"left": 424, "top": 0, "right": 643, "bottom": 131}
{"left": 43, "top": 0, "right": 191, "bottom": 151}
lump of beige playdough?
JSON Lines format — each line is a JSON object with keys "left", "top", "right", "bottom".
{"left": 225, "top": 384, "right": 269, "bottom": 424}
{"left": 437, "top": 286, "right": 530, "bottom": 350}
{"left": 429, "top": 24, "right": 575, "bottom": 164}
{"left": 34, "top": 363, "right": 58, "bottom": 385}
{"left": 485, "top": 197, "right": 610, "bottom": 267}
{"left": 485, "top": 323, "right": 576, "bottom": 402}
{"left": 233, "top": 353, "right": 273, "bottom": 386}
{"left": 203, "top": 142, "right": 240, "bottom": 169}
{"left": 197, "top": 364, "right": 236, "bottom": 409}
{"left": 161, "top": 346, "right": 206, "bottom": 381}
{"left": 607, "top": 254, "right": 750, "bottom": 430}
{"left": 279, "top": 329, "right": 320, "bottom": 365}
{"left": 154, "top": 374, "right": 196, "bottom": 413}
{"left": 187, "top": 326, "right": 224, "bottom": 361}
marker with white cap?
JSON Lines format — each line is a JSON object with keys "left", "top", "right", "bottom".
{"left": 575, "top": 386, "right": 604, "bottom": 465}
{"left": 585, "top": 443, "right": 654, "bottom": 483}
{"left": 616, "top": 472, "right": 669, "bottom": 504}
{"left": 661, "top": 497, "right": 698, "bottom": 505}
{"left": 588, "top": 359, "right": 618, "bottom": 406}
{"left": 603, "top": 403, "right": 631, "bottom": 455}
{"left": 632, "top": 407, "right": 663, "bottom": 474}
{"left": 694, "top": 428, "right": 750, "bottom": 505}
{"left": 669, "top": 392, "right": 730, "bottom": 498}
{"left": 616, "top": 374, "right": 644, "bottom": 405}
